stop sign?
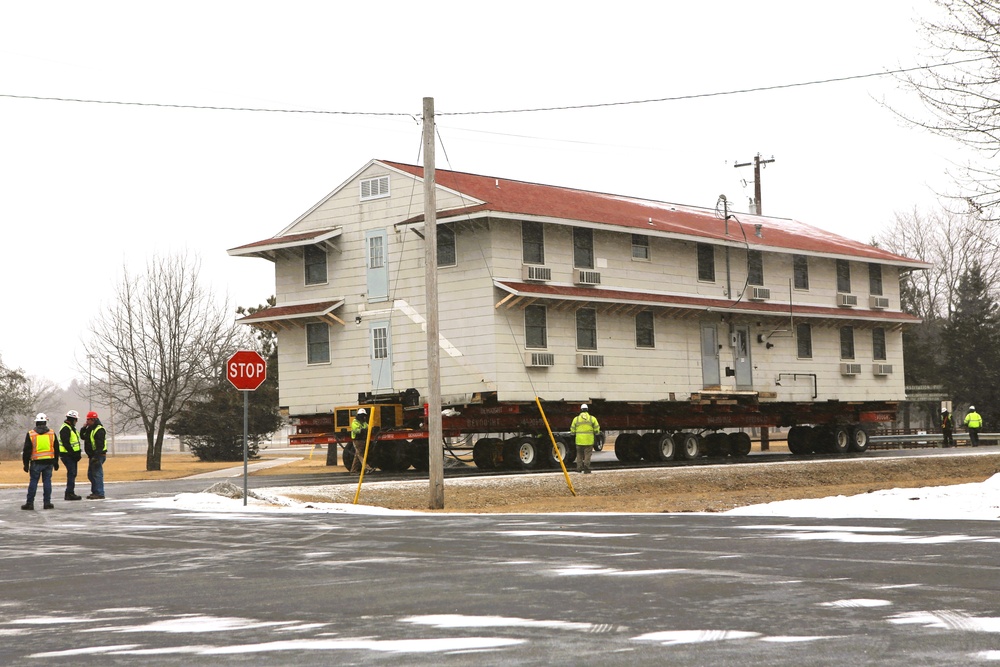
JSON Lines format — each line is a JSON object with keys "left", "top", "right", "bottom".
{"left": 227, "top": 350, "right": 267, "bottom": 391}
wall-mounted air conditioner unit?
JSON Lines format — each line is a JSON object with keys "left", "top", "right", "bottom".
{"left": 840, "top": 362, "right": 861, "bottom": 375}
{"left": 837, "top": 293, "right": 858, "bottom": 307}
{"left": 521, "top": 265, "right": 552, "bottom": 282}
{"left": 576, "top": 353, "right": 605, "bottom": 369}
{"left": 749, "top": 286, "right": 770, "bottom": 301}
{"left": 873, "top": 363, "right": 893, "bottom": 376}
{"left": 524, "top": 351, "right": 555, "bottom": 367}
{"left": 574, "top": 269, "right": 601, "bottom": 286}
{"left": 870, "top": 296, "right": 890, "bottom": 309}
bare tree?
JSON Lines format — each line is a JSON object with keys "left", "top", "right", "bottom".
{"left": 83, "top": 252, "right": 247, "bottom": 471}
{"left": 900, "top": 1, "right": 1000, "bottom": 219}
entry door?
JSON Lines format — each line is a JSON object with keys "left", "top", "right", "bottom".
{"left": 734, "top": 325, "right": 753, "bottom": 389}
{"left": 370, "top": 320, "right": 393, "bottom": 394}
{"left": 701, "top": 324, "right": 720, "bottom": 387}
{"left": 365, "top": 229, "right": 388, "bottom": 303}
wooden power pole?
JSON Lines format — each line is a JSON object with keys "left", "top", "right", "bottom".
{"left": 734, "top": 153, "right": 775, "bottom": 215}
{"left": 423, "top": 97, "right": 444, "bottom": 509}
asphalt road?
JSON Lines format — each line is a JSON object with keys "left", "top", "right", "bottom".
{"left": 1, "top": 472, "right": 999, "bottom": 666}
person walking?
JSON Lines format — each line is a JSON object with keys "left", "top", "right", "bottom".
{"left": 570, "top": 403, "right": 601, "bottom": 474}
{"left": 80, "top": 410, "right": 107, "bottom": 499}
{"left": 964, "top": 405, "right": 983, "bottom": 447}
{"left": 22, "top": 413, "right": 59, "bottom": 510}
{"left": 59, "top": 410, "right": 83, "bottom": 500}
{"left": 941, "top": 408, "right": 955, "bottom": 448}
{"left": 349, "top": 408, "right": 373, "bottom": 474}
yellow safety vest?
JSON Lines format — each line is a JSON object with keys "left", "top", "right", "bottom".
{"left": 965, "top": 412, "right": 983, "bottom": 429}
{"left": 29, "top": 430, "right": 57, "bottom": 461}
{"left": 86, "top": 424, "right": 107, "bottom": 454}
{"left": 351, "top": 418, "right": 366, "bottom": 439}
{"left": 570, "top": 412, "right": 600, "bottom": 446}
{"left": 59, "top": 423, "right": 81, "bottom": 454}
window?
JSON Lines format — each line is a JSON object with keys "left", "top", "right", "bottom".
{"left": 524, "top": 305, "right": 547, "bottom": 348}
{"left": 796, "top": 323, "right": 812, "bottom": 359}
{"left": 367, "top": 235, "right": 384, "bottom": 271}
{"left": 631, "top": 234, "right": 650, "bottom": 260}
{"left": 372, "top": 326, "right": 388, "bottom": 360}
{"left": 306, "top": 322, "right": 330, "bottom": 364}
{"left": 840, "top": 326, "right": 855, "bottom": 360}
{"left": 872, "top": 327, "right": 887, "bottom": 360}
{"left": 576, "top": 308, "right": 597, "bottom": 350}
{"left": 522, "top": 221, "right": 544, "bottom": 264}
{"left": 635, "top": 311, "right": 654, "bottom": 348}
{"left": 747, "top": 250, "right": 763, "bottom": 286}
{"left": 793, "top": 255, "right": 809, "bottom": 290}
{"left": 869, "top": 263, "right": 883, "bottom": 296}
{"left": 697, "top": 243, "right": 715, "bottom": 282}
{"left": 304, "top": 245, "right": 327, "bottom": 285}
{"left": 573, "top": 228, "right": 594, "bottom": 269}
{"left": 360, "top": 175, "right": 390, "bottom": 201}
{"left": 437, "top": 223, "right": 456, "bottom": 267}
{"left": 836, "top": 259, "right": 851, "bottom": 293}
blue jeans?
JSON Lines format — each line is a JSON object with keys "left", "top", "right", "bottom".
{"left": 87, "top": 455, "right": 106, "bottom": 496}
{"left": 60, "top": 455, "right": 79, "bottom": 495}
{"left": 26, "top": 462, "right": 54, "bottom": 504}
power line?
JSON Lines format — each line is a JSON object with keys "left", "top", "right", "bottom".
{"left": 0, "top": 56, "right": 990, "bottom": 118}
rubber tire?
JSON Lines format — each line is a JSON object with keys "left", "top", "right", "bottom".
{"left": 342, "top": 443, "right": 356, "bottom": 471}
{"left": 849, "top": 424, "right": 870, "bottom": 453}
{"left": 827, "top": 425, "right": 851, "bottom": 454}
{"left": 543, "top": 436, "right": 571, "bottom": 467}
{"left": 728, "top": 432, "right": 752, "bottom": 457}
{"left": 380, "top": 440, "right": 410, "bottom": 471}
{"left": 787, "top": 426, "right": 813, "bottom": 455}
{"left": 677, "top": 432, "right": 702, "bottom": 460}
{"left": 705, "top": 432, "right": 729, "bottom": 457}
{"left": 473, "top": 437, "right": 502, "bottom": 469}
{"left": 614, "top": 433, "right": 642, "bottom": 462}
{"left": 408, "top": 439, "right": 430, "bottom": 471}
{"left": 505, "top": 436, "right": 539, "bottom": 469}
{"left": 648, "top": 433, "right": 676, "bottom": 461}
{"left": 640, "top": 433, "right": 661, "bottom": 461}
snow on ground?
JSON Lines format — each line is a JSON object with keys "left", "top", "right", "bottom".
{"left": 135, "top": 473, "right": 1000, "bottom": 520}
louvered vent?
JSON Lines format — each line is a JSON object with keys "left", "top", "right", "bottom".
{"left": 523, "top": 352, "right": 555, "bottom": 367}
{"left": 574, "top": 269, "right": 601, "bottom": 286}
{"left": 360, "top": 175, "right": 390, "bottom": 200}
{"left": 870, "top": 296, "right": 889, "bottom": 309}
{"left": 840, "top": 362, "right": 861, "bottom": 375}
{"left": 837, "top": 293, "right": 858, "bottom": 307}
{"left": 521, "top": 265, "right": 552, "bottom": 282}
{"left": 576, "top": 353, "right": 605, "bottom": 369}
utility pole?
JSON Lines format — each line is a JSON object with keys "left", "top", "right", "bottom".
{"left": 423, "top": 96, "right": 444, "bottom": 510}
{"left": 734, "top": 153, "right": 775, "bottom": 215}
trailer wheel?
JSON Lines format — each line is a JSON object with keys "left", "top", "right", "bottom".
{"left": 408, "top": 439, "right": 430, "bottom": 471}
{"left": 473, "top": 438, "right": 502, "bottom": 469}
{"left": 639, "top": 433, "right": 661, "bottom": 461}
{"left": 677, "top": 432, "right": 702, "bottom": 460}
{"left": 505, "top": 436, "right": 539, "bottom": 469}
{"left": 705, "top": 432, "right": 729, "bottom": 457}
{"left": 558, "top": 435, "right": 578, "bottom": 465}
{"left": 645, "top": 433, "right": 676, "bottom": 461}
{"left": 849, "top": 425, "right": 870, "bottom": 453}
{"left": 786, "top": 426, "right": 812, "bottom": 455}
{"left": 728, "top": 432, "right": 752, "bottom": 457}
{"left": 826, "top": 425, "right": 850, "bottom": 454}
{"left": 544, "top": 436, "right": 571, "bottom": 467}
{"left": 614, "top": 433, "right": 642, "bottom": 462}
{"left": 379, "top": 441, "right": 410, "bottom": 471}
{"left": 342, "top": 443, "right": 356, "bottom": 471}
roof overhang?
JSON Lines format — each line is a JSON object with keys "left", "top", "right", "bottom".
{"left": 227, "top": 227, "right": 343, "bottom": 262}
{"left": 236, "top": 299, "right": 346, "bottom": 331}
{"left": 493, "top": 280, "right": 921, "bottom": 330}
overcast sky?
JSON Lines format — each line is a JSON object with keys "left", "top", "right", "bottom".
{"left": 0, "top": 1, "right": 968, "bottom": 388}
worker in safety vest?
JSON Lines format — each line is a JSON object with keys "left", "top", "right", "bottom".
{"left": 22, "top": 413, "right": 60, "bottom": 510}
{"left": 59, "top": 410, "right": 83, "bottom": 500}
{"left": 80, "top": 410, "right": 107, "bottom": 499}
{"left": 349, "top": 408, "right": 373, "bottom": 474}
{"left": 964, "top": 405, "right": 983, "bottom": 447}
{"left": 570, "top": 403, "right": 601, "bottom": 474}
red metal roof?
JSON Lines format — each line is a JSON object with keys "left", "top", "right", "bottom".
{"left": 236, "top": 299, "right": 344, "bottom": 324}
{"left": 494, "top": 280, "right": 920, "bottom": 325}
{"left": 384, "top": 160, "right": 927, "bottom": 268}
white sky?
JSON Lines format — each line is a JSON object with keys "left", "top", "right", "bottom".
{"left": 0, "top": 1, "right": 970, "bottom": 387}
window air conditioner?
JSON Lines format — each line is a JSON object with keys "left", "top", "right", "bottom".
{"left": 521, "top": 265, "right": 552, "bottom": 282}
{"left": 870, "top": 296, "right": 890, "bottom": 309}
{"left": 574, "top": 269, "right": 601, "bottom": 286}
{"left": 576, "top": 353, "right": 605, "bottom": 369}
{"left": 873, "top": 363, "right": 893, "bottom": 376}
{"left": 523, "top": 352, "right": 555, "bottom": 368}
{"left": 837, "top": 293, "right": 858, "bottom": 307}
{"left": 840, "top": 362, "right": 861, "bottom": 375}
{"left": 749, "top": 286, "right": 770, "bottom": 301}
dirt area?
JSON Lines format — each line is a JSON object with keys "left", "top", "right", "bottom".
{"left": 4, "top": 448, "right": 999, "bottom": 514}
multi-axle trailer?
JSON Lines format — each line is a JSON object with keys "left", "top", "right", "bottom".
{"left": 288, "top": 389, "right": 896, "bottom": 472}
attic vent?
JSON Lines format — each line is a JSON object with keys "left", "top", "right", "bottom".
{"left": 837, "top": 293, "right": 858, "bottom": 307}
{"left": 524, "top": 352, "right": 555, "bottom": 367}
{"left": 360, "top": 176, "right": 390, "bottom": 201}
{"left": 521, "top": 265, "right": 552, "bottom": 282}
{"left": 574, "top": 269, "right": 601, "bottom": 286}
{"left": 840, "top": 363, "right": 861, "bottom": 376}
{"left": 576, "top": 353, "right": 605, "bottom": 369}
{"left": 873, "top": 363, "right": 893, "bottom": 376}
{"left": 749, "top": 286, "right": 770, "bottom": 301}
{"left": 870, "top": 296, "right": 890, "bottom": 309}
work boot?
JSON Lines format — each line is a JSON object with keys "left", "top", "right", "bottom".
{"left": 87, "top": 494, "right": 105, "bottom": 500}
{"left": 20, "top": 502, "right": 33, "bottom": 510}
{"left": 65, "top": 493, "right": 82, "bottom": 501}
{"left": 43, "top": 503, "right": 55, "bottom": 510}
{"left": 584, "top": 468, "right": 592, "bottom": 474}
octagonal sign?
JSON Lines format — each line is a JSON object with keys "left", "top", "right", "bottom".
{"left": 227, "top": 350, "right": 267, "bottom": 391}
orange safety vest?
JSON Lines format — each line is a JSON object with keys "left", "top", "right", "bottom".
{"left": 29, "top": 430, "right": 57, "bottom": 461}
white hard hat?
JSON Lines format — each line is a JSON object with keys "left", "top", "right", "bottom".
{"left": 35, "top": 413, "right": 47, "bottom": 423}
{"left": 66, "top": 410, "right": 79, "bottom": 419}
{"left": 970, "top": 405, "right": 975, "bottom": 411}
{"left": 580, "top": 403, "right": 588, "bottom": 411}
{"left": 357, "top": 408, "right": 367, "bottom": 415}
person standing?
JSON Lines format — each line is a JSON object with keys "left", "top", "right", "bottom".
{"left": 349, "top": 408, "right": 372, "bottom": 474}
{"left": 964, "top": 405, "right": 983, "bottom": 447}
{"left": 570, "top": 403, "right": 601, "bottom": 474}
{"left": 59, "top": 410, "right": 83, "bottom": 500}
{"left": 81, "top": 410, "right": 107, "bottom": 499}
{"left": 22, "top": 413, "right": 59, "bottom": 510}
{"left": 940, "top": 408, "right": 955, "bottom": 448}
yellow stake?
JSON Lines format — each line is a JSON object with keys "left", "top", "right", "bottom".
{"left": 353, "top": 416, "right": 375, "bottom": 504}
{"left": 535, "top": 396, "right": 576, "bottom": 496}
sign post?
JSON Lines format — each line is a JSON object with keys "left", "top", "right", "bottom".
{"left": 227, "top": 350, "right": 267, "bottom": 506}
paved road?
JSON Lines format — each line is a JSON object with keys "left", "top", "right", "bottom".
{"left": 1, "top": 477, "right": 999, "bottom": 666}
